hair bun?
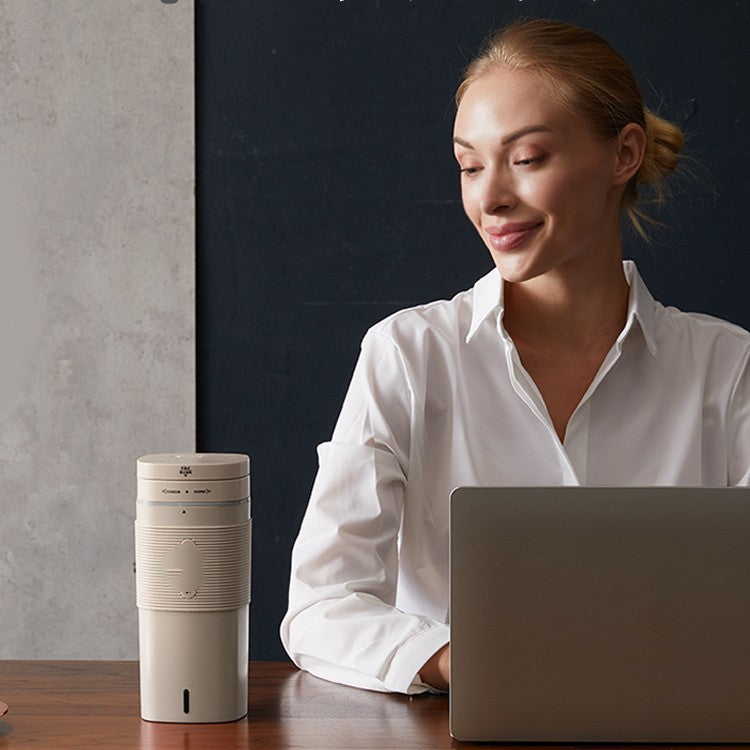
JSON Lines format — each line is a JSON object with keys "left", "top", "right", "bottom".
{"left": 638, "top": 110, "right": 684, "bottom": 184}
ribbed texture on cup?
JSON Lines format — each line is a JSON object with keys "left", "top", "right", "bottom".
{"left": 135, "top": 520, "right": 251, "bottom": 612}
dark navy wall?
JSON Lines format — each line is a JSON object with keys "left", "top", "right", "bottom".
{"left": 195, "top": 0, "right": 750, "bottom": 659}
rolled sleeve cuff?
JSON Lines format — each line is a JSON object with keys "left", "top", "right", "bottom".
{"left": 382, "top": 624, "right": 450, "bottom": 694}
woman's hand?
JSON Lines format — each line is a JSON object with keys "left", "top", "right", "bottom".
{"left": 419, "top": 643, "right": 450, "bottom": 691}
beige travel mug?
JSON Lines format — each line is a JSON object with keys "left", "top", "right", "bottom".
{"left": 135, "top": 453, "right": 251, "bottom": 722}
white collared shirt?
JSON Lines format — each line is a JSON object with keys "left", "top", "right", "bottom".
{"left": 280, "top": 261, "right": 750, "bottom": 694}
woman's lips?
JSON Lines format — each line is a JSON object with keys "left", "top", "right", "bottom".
{"left": 485, "top": 221, "right": 543, "bottom": 252}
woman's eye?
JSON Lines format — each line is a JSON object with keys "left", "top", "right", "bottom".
{"left": 460, "top": 166, "right": 482, "bottom": 176}
{"left": 514, "top": 155, "right": 544, "bottom": 166}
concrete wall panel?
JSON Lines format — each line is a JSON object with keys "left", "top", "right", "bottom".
{"left": 0, "top": 0, "right": 194, "bottom": 658}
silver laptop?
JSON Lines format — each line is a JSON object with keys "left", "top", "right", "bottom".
{"left": 449, "top": 486, "right": 750, "bottom": 743}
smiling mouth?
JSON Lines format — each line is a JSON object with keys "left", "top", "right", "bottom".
{"left": 485, "top": 221, "right": 543, "bottom": 252}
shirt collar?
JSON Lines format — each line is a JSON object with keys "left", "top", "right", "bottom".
{"left": 466, "top": 266, "right": 504, "bottom": 343}
{"left": 465, "top": 259, "right": 658, "bottom": 356}
{"left": 621, "top": 259, "right": 658, "bottom": 356}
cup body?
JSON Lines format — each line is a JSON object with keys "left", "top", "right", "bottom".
{"left": 135, "top": 453, "right": 251, "bottom": 723}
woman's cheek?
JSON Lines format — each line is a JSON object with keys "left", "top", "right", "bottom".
{"left": 461, "top": 183, "right": 482, "bottom": 226}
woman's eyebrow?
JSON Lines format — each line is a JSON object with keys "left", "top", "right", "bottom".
{"left": 453, "top": 124, "right": 552, "bottom": 150}
{"left": 501, "top": 124, "right": 551, "bottom": 144}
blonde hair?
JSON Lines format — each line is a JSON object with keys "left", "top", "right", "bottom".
{"left": 456, "top": 19, "right": 684, "bottom": 239}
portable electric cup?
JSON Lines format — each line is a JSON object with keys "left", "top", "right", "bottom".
{"left": 135, "top": 453, "right": 251, "bottom": 723}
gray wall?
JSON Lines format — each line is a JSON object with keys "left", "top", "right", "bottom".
{"left": 0, "top": 0, "right": 194, "bottom": 658}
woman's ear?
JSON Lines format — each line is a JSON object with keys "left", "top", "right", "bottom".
{"left": 612, "top": 123, "right": 646, "bottom": 185}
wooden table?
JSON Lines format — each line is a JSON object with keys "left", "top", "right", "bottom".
{"left": 0, "top": 660, "right": 462, "bottom": 749}
{"left": 3, "top": 661, "right": 746, "bottom": 749}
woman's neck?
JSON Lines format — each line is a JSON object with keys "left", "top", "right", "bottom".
{"left": 502, "top": 256, "right": 630, "bottom": 352}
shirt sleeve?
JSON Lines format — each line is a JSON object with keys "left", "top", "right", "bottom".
{"left": 279, "top": 329, "right": 450, "bottom": 694}
{"left": 728, "top": 346, "right": 750, "bottom": 485}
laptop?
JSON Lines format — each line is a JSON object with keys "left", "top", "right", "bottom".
{"left": 449, "top": 486, "right": 750, "bottom": 743}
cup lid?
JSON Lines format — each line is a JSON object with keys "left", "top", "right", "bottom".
{"left": 137, "top": 453, "right": 249, "bottom": 481}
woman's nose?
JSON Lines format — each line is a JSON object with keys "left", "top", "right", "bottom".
{"left": 479, "top": 170, "right": 517, "bottom": 215}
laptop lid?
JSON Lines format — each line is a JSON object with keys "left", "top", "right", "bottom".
{"left": 449, "top": 486, "right": 750, "bottom": 743}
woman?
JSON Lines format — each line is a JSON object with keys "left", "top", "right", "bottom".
{"left": 280, "top": 19, "right": 750, "bottom": 694}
